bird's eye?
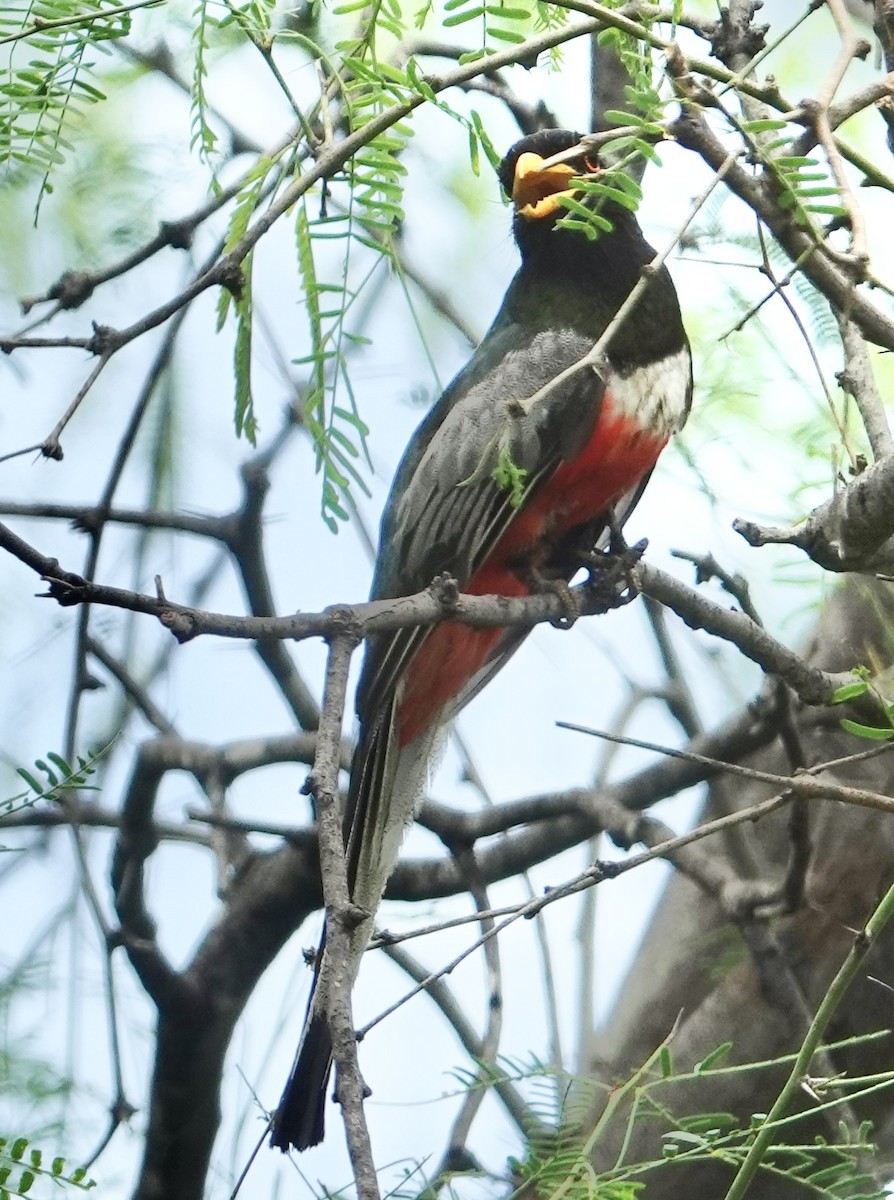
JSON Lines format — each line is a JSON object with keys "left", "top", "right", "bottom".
{"left": 583, "top": 155, "right": 600, "bottom": 173}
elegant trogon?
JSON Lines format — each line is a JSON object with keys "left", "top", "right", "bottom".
{"left": 271, "top": 127, "right": 693, "bottom": 1151}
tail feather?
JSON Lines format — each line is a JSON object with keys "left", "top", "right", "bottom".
{"left": 270, "top": 1005, "right": 333, "bottom": 1152}
{"left": 272, "top": 704, "right": 438, "bottom": 1151}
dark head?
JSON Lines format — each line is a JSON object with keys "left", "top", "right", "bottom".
{"left": 497, "top": 129, "right": 689, "bottom": 369}
{"left": 498, "top": 130, "right": 608, "bottom": 253}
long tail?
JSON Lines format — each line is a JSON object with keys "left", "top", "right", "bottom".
{"left": 269, "top": 982, "right": 332, "bottom": 1151}
{"left": 271, "top": 699, "right": 436, "bottom": 1152}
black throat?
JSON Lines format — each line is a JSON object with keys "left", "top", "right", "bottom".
{"left": 510, "top": 206, "right": 688, "bottom": 371}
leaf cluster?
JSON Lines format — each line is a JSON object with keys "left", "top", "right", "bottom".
{"left": 4, "top": 747, "right": 103, "bottom": 821}
{"left": 0, "top": 0, "right": 154, "bottom": 211}
{"left": 209, "top": 12, "right": 504, "bottom": 527}
{"left": 0, "top": 1138, "right": 94, "bottom": 1198}
{"left": 832, "top": 670, "right": 894, "bottom": 743}
{"left": 739, "top": 118, "right": 846, "bottom": 230}
{"left": 554, "top": 36, "right": 666, "bottom": 241}
{"left": 427, "top": 0, "right": 543, "bottom": 63}
{"left": 466, "top": 1036, "right": 893, "bottom": 1200}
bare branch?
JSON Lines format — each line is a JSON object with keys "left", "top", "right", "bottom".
{"left": 302, "top": 633, "right": 379, "bottom": 1198}
{"left": 668, "top": 102, "right": 894, "bottom": 351}
{"left": 835, "top": 313, "right": 894, "bottom": 459}
{"left": 733, "top": 452, "right": 894, "bottom": 573}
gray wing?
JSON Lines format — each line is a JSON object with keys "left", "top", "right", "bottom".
{"left": 355, "top": 320, "right": 606, "bottom": 725}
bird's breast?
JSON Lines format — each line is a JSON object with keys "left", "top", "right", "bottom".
{"left": 495, "top": 346, "right": 690, "bottom": 561}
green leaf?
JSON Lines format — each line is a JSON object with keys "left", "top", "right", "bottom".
{"left": 34, "top": 759, "right": 58, "bottom": 786}
{"left": 555, "top": 216, "right": 600, "bottom": 240}
{"left": 662, "top": 1130, "right": 706, "bottom": 1147}
{"left": 233, "top": 252, "right": 257, "bottom": 445}
{"left": 377, "top": 62, "right": 409, "bottom": 85}
{"left": 492, "top": 445, "right": 528, "bottom": 507}
{"left": 45, "top": 751, "right": 72, "bottom": 777}
{"left": 443, "top": 7, "right": 485, "bottom": 25}
{"left": 406, "top": 57, "right": 436, "bottom": 100}
{"left": 602, "top": 109, "right": 662, "bottom": 134}
{"left": 839, "top": 719, "right": 894, "bottom": 741}
{"left": 15, "top": 768, "right": 43, "bottom": 793}
{"left": 741, "top": 118, "right": 789, "bottom": 132}
{"left": 659, "top": 1044, "right": 673, "bottom": 1078}
{"left": 694, "top": 1042, "right": 733, "bottom": 1073}
{"left": 471, "top": 110, "right": 501, "bottom": 170}
{"left": 486, "top": 25, "right": 526, "bottom": 41}
{"left": 578, "top": 180, "right": 640, "bottom": 211}
{"left": 556, "top": 195, "right": 613, "bottom": 232}
{"left": 464, "top": 125, "right": 479, "bottom": 175}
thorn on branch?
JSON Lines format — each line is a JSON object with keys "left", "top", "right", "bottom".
{"left": 720, "top": 876, "right": 788, "bottom": 919}
{"left": 334, "top": 1071, "right": 372, "bottom": 1109}
{"left": 665, "top": 44, "right": 720, "bottom": 109}
{"left": 591, "top": 859, "right": 620, "bottom": 880}
{"left": 515, "top": 45, "right": 540, "bottom": 69}
{"left": 671, "top": 547, "right": 758, "bottom": 622}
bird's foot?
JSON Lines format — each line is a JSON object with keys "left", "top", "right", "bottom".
{"left": 577, "top": 538, "right": 648, "bottom": 613}
{"left": 524, "top": 567, "right": 581, "bottom": 629}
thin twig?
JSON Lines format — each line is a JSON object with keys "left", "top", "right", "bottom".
{"left": 358, "top": 790, "right": 797, "bottom": 1039}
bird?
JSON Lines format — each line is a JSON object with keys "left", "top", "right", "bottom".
{"left": 270, "top": 127, "right": 693, "bottom": 1152}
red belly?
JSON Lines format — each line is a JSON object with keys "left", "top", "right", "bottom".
{"left": 396, "top": 400, "right": 666, "bottom": 746}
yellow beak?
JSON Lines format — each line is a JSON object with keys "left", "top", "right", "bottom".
{"left": 512, "top": 151, "right": 581, "bottom": 219}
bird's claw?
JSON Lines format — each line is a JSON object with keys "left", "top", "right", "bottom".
{"left": 547, "top": 578, "right": 581, "bottom": 629}
{"left": 525, "top": 568, "right": 582, "bottom": 628}
{"left": 577, "top": 538, "right": 648, "bottom": 612}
